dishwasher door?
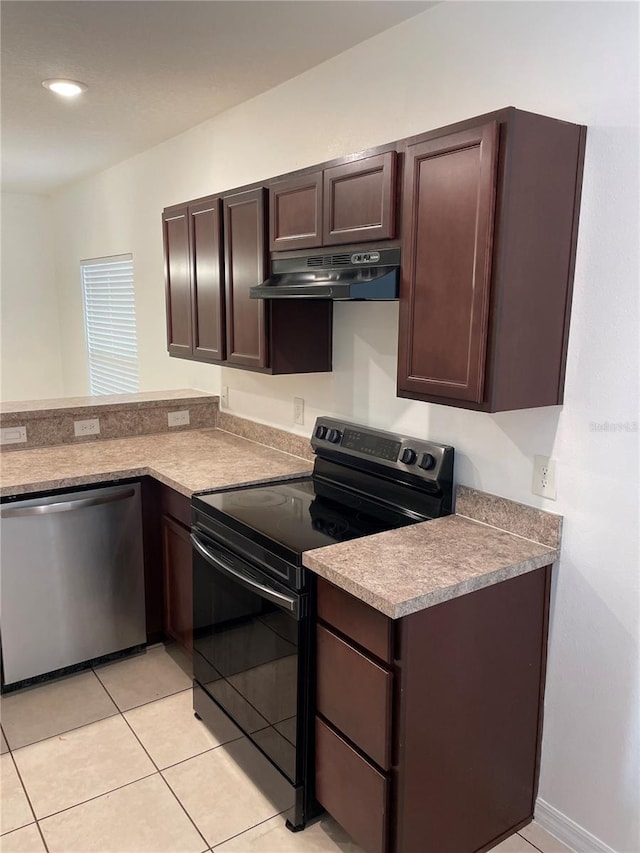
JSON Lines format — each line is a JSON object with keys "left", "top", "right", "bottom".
{"left": 0, "top": 482, "right": 146, "bottom": 687}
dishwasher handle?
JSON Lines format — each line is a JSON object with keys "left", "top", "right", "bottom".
{"left": 0, "top": 487, "right": 136, "bottom": 519}
{"left": 191, "top": 532, "right": 299, "bottom": 616}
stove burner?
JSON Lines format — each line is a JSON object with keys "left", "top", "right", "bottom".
{"left": 311, "top": 516, "right": 351, "bottom": 539}
{"left": 230, "top": 491, "right": 289, "bottom": 509}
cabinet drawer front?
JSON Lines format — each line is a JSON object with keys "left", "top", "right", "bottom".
{"left": 316, "top": 716, "right": 388, "bottom": 853}
{"left": 323, "top": 151, "right": 397, "bottom": 246}
{"left": 397, "top": 122, "right": 498, "bottom": 404}
{"left": 269, "top": 172, "right": 323, "bottom": 251}
{"left": 317, "top": 624, "right": 393, "bottom": 769}
{"left": 317, "top": 577, "right": 393, "bottom": 664}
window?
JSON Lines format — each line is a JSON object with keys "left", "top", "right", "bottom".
{"left": 81, "top": 254, "right": 139, "bottom": 395}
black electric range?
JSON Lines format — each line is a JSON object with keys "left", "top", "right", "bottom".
{"left": 190, "top": 417, "right": 454, "bottom": 831}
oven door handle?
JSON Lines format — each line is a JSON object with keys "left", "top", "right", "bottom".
{"left": 191, "top": 532, "right": 298, "bottom": 614}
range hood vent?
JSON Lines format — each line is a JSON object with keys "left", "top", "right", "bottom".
{"left": 251, "top": 247, "right": 400, "bottom": 301}
{"left": 306, "top": 253, "right": 352, "bottom": 268}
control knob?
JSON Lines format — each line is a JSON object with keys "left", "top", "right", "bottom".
{"left": 418, "top": 452, "right": 436, "bottom": 471}
{"left": 326, "top": 428, "right": 342, "bottom": 444}
{"left": 400, "top": 448, "right": 417, "bottom": 465}
{"left": 315, "top": 425, "right": 328, "bottom": 440}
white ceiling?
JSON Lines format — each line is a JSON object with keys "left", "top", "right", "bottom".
{"left": 1, "top": 0, "right": 433, "bottom": 195}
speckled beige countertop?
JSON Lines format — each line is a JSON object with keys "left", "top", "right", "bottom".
{"left": 303, "top": 508, "right": 559, "bottom": 619}
{"left": 0, "top": 412, "right": 561, "bottom": 619}
{"left": 0, "top": 428, "right": 311, "bottom": 498}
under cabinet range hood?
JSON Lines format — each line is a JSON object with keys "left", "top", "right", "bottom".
{"left": 250, "top": 247, "right": 400, "bottom": 300}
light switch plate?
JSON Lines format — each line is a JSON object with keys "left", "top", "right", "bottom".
{"left": 168, "top": 410, "right": 190, "bottom": 427}
{"left": 294, "top": 397, "right": 304, "bottom": 425}
{"left": 0, "top": 425, "right": 27, "bottom": 444}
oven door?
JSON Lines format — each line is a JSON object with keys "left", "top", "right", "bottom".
{"left": 191, "top": 529, "right": 308, "bottom": 786}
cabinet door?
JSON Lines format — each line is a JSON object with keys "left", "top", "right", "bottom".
{"left": 162, "top": 205, "right": 193, "bottom": 358}
{"left": 161, "top": 514, "right": 193, "bottom": 655}
{"left": 397, "top": 123, "right": 498, "bottom": 403}
{"left": 223, "top": 189, "right": 269, "bottom": 369}
{"left": 323, "top": 151, "right": 397, "bottom": 246}
{"left": 269, "top": 172, "right": 323, "bottom": 251}
{"left": 189, "top": 197, "right": 225, "bottom": 362}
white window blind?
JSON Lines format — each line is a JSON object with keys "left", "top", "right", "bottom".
{"left": 81, "top": 254, "right": 139, "bottom": 395}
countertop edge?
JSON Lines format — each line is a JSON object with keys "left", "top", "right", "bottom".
{"left": 304, "top": 547, "right": 558, "bottom": 619}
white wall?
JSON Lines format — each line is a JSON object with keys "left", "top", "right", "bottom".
{"left": 0, "top": 193, "right": 64, "bottom": 400}
{"left": 47, "top": 3, "right": 639, "bottom": 851}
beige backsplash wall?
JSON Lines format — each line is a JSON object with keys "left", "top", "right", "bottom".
{"left": 2, "top": 4, "right": 638, "bottom": 852}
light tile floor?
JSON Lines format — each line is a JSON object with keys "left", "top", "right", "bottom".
{"left": 0, "top": 644, "right": 574, "bottom": 853}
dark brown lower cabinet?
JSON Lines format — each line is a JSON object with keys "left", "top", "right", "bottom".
{"left": 158, "top": 485, "right": 193, "bottom": 656}
{"left": 161, "top": 514, "right": 193, "bottom": 654}
{"left": 315, "top": 567, "right": 551, "bottom": 853}
{"left": 315, "top": 717, "right": 389, "bottom": 853}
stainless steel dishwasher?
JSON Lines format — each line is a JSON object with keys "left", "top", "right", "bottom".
{"left": 0, "top": 482, "right": 146, "bottom": 689}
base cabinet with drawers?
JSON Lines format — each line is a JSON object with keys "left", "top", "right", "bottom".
{"left": 314, "top": 568, "right": 552, "bottom": 853}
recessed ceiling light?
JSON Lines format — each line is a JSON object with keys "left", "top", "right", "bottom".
{"left": 42, "top": 79, "right": 88, "bottom": 97}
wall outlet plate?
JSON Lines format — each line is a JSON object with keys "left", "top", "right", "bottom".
{"left": 0, "top": 425, "right": 27, "bottom": 444}
{"left": 74, "top": 418, "right": 100, "bottom": 437}
{"left": 294, "top": 397, "right": 304, "bottom": 425}
{"left": 532, "top": 454, "right": 557, "bottom": 499}
{"left": 168, "top": 410, "right": 190, "bottom": 427}
{"left": 221, "top": 386, "right": 229, "bottom": 408}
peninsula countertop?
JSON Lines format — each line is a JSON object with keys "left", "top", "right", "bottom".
{"left": 0, "top": 425, "right": 561, "bottom": 620}
{"left": 0, "top": 428, "right": 311, "bottom": 498}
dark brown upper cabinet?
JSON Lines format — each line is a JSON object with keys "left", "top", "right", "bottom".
{"left": 269, "top": 172, "right": 323, "bottom": 252}
{"left": 163, "top": 205, "right": 192, "bottom": 358}
{"left": 323, "top": 151, "right": 397, "bottom": 246}
{"left": 224, "top": 188, "right": 334, "bottom": 374}
{"left": 190, "top": 197, "right": 225, "bottom": 361}
{"left": 162, "top": 197, "right": 224, "bottom": 362}
{"left": 223, "top": 188, "right": 269, "bottom": 369}
{"left": 164, "top": 188, "right": 333, "bottom": 376}
{"left": 268, "top": 151, "right": 397, "bottom": 252}
{"left": 397, "top": 108, "right": 586, "bottom": 412}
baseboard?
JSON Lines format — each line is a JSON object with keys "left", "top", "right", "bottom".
{"left": 535, "top": 798, "right": 618, "bottom": 853}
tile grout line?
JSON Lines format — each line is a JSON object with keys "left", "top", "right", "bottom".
{"left": 208, "top": 808, "right": 291, "bottom": 851}
{"left": 6, "top": 750, "right": 51, "bottom": 853}
{"left": 99, "top": 674, "right": 211, "bottom": 852}
{"left": 515, "top": 830, "right": 546, "bottom": 853}
{"left": 34, "top": 771, "right": 159, "bottom": 823}
{"left": 4, "top": 707, "right": 121, "bottom": 754}
{"left": 4, "top": 657, "right": 192, "bottom": 753}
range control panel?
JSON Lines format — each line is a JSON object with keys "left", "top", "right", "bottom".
{"left": 311, "top": 417, "right": 454, "bottom": 482}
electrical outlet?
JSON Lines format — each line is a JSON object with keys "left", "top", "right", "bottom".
{"left": 0, "top": 425, "right": 27, "bottom": 444}
{"left": 532, "top": 455, "right": 557, "bottom": 499}
{"left": 167, "top": 410, "right": 190, "bottom": 427}
{"left": 294, "top": 397, "right": 305, "bottom": 425}
{"left": 221, "top": 386, "right": 229, "bottom": 408}
{"left": 74, "top": 418, "right": 100, "bottom": 437}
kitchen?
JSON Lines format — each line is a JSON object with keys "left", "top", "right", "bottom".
{"left": 1, "top": 3, "right": 638, "bottom": 853}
